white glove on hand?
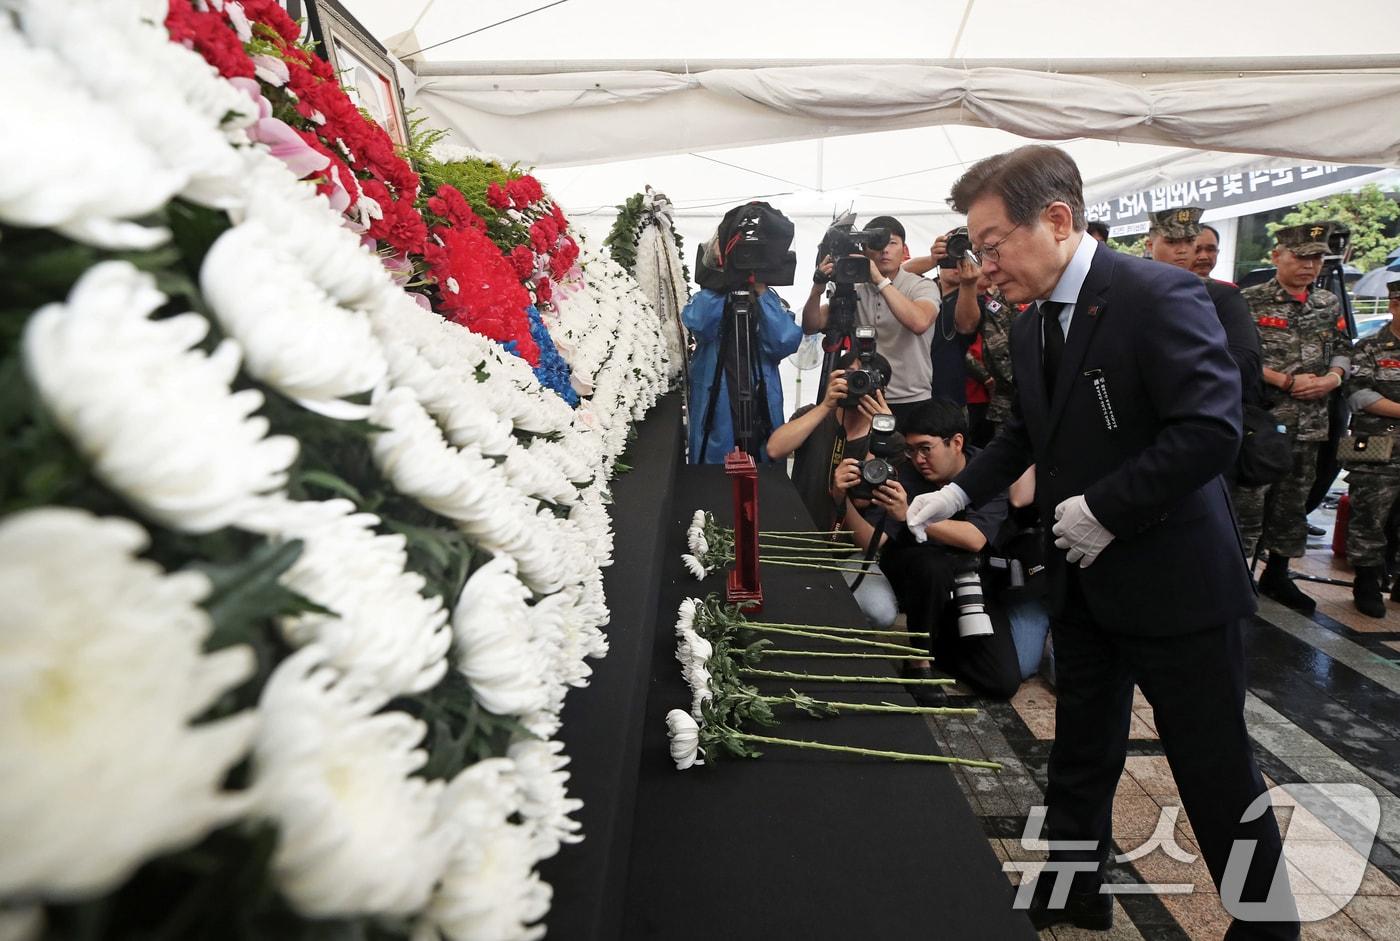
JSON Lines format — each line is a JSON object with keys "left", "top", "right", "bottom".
{"left": 906, "top": 485, "right": 970, "bottom": 543}
{"left": 1052, "top": 495, "right": 1115, "bottom": 567}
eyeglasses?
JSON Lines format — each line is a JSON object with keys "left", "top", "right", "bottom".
{"left": 903, "top": 441, "right": 943, "bottom": 459}
{"left": 974, "top": 222, "right": 1025, "bottom": 264}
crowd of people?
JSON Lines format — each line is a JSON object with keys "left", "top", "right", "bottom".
{"left": 680, "top": 144, "right": 1400, "bottom": 937}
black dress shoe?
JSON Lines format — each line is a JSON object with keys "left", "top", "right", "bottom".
{"left": 1307, "top": 523, "right": 1326, "bottom": 537}
{"left": 900, "top": 663, "right": 946, "bottom": 706}
{"left": 1022, "top": 876, "right": 1113, "bottom": 931}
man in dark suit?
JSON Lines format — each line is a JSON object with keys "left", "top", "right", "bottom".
{"left": 908, "top": 146, "right": 1298, "bottom": 939}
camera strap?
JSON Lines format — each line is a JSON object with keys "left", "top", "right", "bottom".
{"left": 849, "top": 507, "right": 885, "bottom": 592}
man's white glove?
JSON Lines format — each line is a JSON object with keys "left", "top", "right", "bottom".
{"left": 905, "top": 484, "right": 970, "bottom": 543}
{"left": 1052, "top": 495, "right": 1115, "bottom": 567}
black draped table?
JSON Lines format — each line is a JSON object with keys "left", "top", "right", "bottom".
{"left": 543, "top": 396, "right": 1035, "bottom": 940}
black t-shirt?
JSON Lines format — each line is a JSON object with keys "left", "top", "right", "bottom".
{"left": 931, "top": 289, "right": 984, "bottom": 404}
{"left": 787, "top": 404, "right": 870, "bottom": 531}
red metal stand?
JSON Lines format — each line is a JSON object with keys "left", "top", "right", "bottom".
{"left": 724, "top": 448, "right": 762, "bottom": 612}
{"left": 1332, "top": 493, "right": 1350, "bottom": 558}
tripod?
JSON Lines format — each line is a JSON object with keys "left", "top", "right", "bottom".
{"left": 696, "top": 287, "right": 773, "bottom": 463}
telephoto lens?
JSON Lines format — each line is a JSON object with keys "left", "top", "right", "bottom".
{"left": 953, "top": 566, "right": 994, "bottom": 637}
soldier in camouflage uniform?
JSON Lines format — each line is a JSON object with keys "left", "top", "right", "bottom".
{"left": 1343, "top": 276, "right": 1400, "bottom": 617}
{"left": 1234, "top": 222, "right": 1350, "bottom": 613}
{"left": 971, "top": 289, "right": 1019, "bottom": 435}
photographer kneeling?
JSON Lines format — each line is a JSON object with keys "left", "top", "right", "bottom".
{"left": 835, "top": 398, "right": 1022, "bottom": 701}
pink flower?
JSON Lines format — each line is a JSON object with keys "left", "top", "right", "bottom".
{"left": 252, "top": 117, "right": 331, "bottom": 179}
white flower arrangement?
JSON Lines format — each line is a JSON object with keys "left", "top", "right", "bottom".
{"left": 0, "top": 18, "right": 180, "bottom": 249}
{"left": 201, "top": 220, "right": 389, "bottom": 419}
{"left": 13, "top": 0, "right": 256, "bottom": 209}
{"left": 0, "top": 508, "right": 257, "bottom": 898}
{"left": 506, "top": 738, "right": 584, "bottom": 860}
{"left": 243, "top": 498, "right": 452, "bottom": 701}
{"left": 1, "top": 1, "right": 677, "bottom": 933}
{"left": 22, "top": 262, "right": 298, "bottom": 532}
{"left": 252, "top": 647, "right": 455, "bottom": 918}
{"left": 415, "top": 759, "right": 552, "bottom": 941}
{"left": 451, "top": 556, "right": 553, "bottom": 718}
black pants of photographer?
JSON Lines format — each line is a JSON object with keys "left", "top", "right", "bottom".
{"left": 880, "top": 543, "right": 1021, "bottom": 699}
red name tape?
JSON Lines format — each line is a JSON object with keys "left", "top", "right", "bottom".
{"left": 1256, "top": 316, "right": 1290, "bottom": 329}
{"left": 1377, "top": 359, "right": 1400, "bottom": 369}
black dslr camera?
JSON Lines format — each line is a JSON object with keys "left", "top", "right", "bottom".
{"left": 849, "top": 414, "right": 900, "bottom": 501}
{"left": 937, "top": 225, "right": 979, "bottom": 269}
{"left": 841, "top": 326, "right": 892, "bottom": 407}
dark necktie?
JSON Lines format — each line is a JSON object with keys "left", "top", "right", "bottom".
{"left": 1041, "top": 301, "right": 1066, "bottom": 396}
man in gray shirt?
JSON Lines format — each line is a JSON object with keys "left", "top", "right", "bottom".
{"left": 802, "top": 216, "right": 942, "bottom": 427}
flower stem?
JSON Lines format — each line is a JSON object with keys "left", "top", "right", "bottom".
{"left": 735, "top": 624, "right": 926, "bottom": 654}
{"left": 758, "top": 544, "right": 858, "bottom": 554}
{"left": 761, "top": 650, "right": 930, "bottom": 660}
{"left": 760, "top": 560, "right": 887, "bottom": 576}
{"left": 743, "top": 620, "right": 931, "bottom": 639}
{"left": 759, "top": 696, "right": 977, "bottom": 716}
{"left": 741, "top": 668, "right": 953, "bottom": 686}
{"left": 733, "top": 732, "right": 1002, "bottom": 770}
{"left": 754, "top": 530, "right": 843, "bottom": 535}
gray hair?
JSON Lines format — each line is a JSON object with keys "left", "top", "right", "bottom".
{"left": 948, "top": 145, "right": 1086, "bottom": 231}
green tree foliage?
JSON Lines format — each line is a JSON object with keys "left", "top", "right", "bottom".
{"left": 1267, "top": 184, "right": 1400, "bottom": 271}
{"left": 1110, "top": 234, "right": 1150, "bottom": 258}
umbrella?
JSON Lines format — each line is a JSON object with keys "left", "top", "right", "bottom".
{"left": 1352, "top": 259, "right": 1400, "bottom": 298}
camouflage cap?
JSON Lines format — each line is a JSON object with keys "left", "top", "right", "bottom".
{"left": 1148, "top": 206, "right": 1203, "bottom": 239}
{"left": 1274, "top": 221, "right": 1337, "bottom": 256}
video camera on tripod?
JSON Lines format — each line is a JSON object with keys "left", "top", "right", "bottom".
{"left": 814, "top": 214, "right": 891, "bottom": 399}
{"left": 692, "top": 202, "right": 798, "bottom": 462}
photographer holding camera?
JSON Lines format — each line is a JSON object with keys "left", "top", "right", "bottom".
{"left": 906, "top": 227, "right": 988, "bottom": 406}
{"left": 802, "top": 215, "right": 941, "bottom": 426}
{"left": 834, "top": 398, "right": 1021, "bottom": 701}
{"left": 768, "top": 327, "right": 895, "bottom": 531}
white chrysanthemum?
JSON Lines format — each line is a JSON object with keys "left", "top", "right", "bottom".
{"left": 684, "top": 660, "right": 714, "bottom": 721}
{"left": 371, "top": 388, "right": 568, "bottom": 592}
{"left": 242, "top": 498, "right": 450, "bottom": 700}
{"left": 507, "top": 739, "right": 583, "bottom": 860}
{"left": 0, "top": 19, "right": 177, "bottom": 248}
{"left": 202, "top": 221, "right": 387, "bottom": 419}
{"left": 13, "top": 0, "right": 254, "bottom": 208}
{"left": 22, "top": 262, "right": 297, "bottom": 532}
{"left": 452, "top": 557, "right": 551, "bottom": 717}
{"left": 232, "top": 147, "right": 389, "bottom": 310}
{"left": 0, "top": 508, "right": 257, "bottom": 898}
{"left": 415, "top": 759, "right": 551, "bottom": 941}
{"left": 676, "top": 597, "right": 698, "bottom": 632}
{"left": 681, "top": 554, "right": 708, "bottom": 579}
{"left": 665, "top": 709, "right": 703, "bottom": 770}
{"left": 687, "top": 525, "right": 709, "bottom": 557}
{"left": 252, "top": 647, "right": 454, "bottom": 918}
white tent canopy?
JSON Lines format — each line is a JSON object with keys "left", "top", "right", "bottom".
{"left": 339, "top": 0, "right": 1400, "bottom": 226}
{"left": 339, "top": 0, "right": 1400, "bottom": 409}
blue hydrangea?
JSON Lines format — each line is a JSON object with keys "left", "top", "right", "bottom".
{"left": 525, "top": 305, "right": 579, "bottom": 406}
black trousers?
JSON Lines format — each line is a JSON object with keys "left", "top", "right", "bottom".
{"left": 880, "top": 543, "right": 1021, "bottom": 699}
{"left": 1045, "top": 570, "right": 1298, "bottom": 940}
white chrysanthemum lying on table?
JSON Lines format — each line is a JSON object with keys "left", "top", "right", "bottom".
{"left": 0, "top": 508, "right": 257, "bottom": 899}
